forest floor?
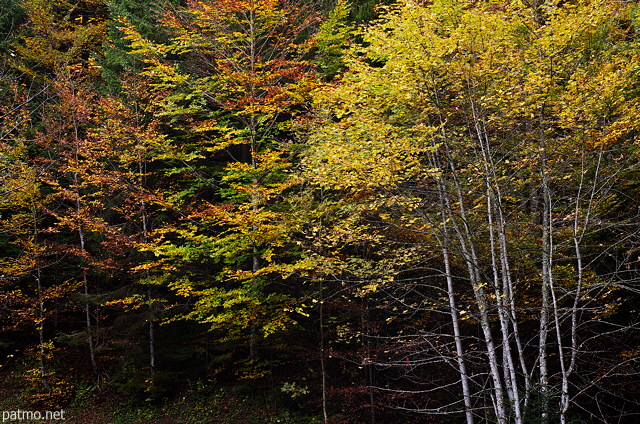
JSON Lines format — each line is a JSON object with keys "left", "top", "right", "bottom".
{"left": 0, "top": 368, "right": 316, "bottom": 424}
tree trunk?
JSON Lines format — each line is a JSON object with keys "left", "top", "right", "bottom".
{"left": 539, "top": 104, "right": 552, "bottom": 424}
{"left": 32, "top": 203, "right": 51, "bottom": 394}
{"left": 73, "top": 116, "right": 98, "bottom": 379}
{"left": 442, "top": 138, "right": 507, "bottom": 424}
{"left": 319, "top": 281, "right": 329, "bottom": 424}
{"left": 432, "top": 144, "right": 475, "bottom": 424}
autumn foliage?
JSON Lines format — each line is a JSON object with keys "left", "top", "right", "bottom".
{"left": 1, "top": 0, "right": 640, "bottom": 423}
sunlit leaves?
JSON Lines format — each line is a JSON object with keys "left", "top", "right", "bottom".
{"left": 117, "top": 0, "right": 321, "bottom": 352}
{"left": 301, "top": 0, "right": 640, "bottom": 420}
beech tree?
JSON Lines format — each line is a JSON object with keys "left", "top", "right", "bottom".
{"left": 0, "top": 78, "right": 78, "bottom": 405}
{"left": 118, "top": 0, "right": 318, "bottom": 374}
{"left": 2, "top": 0, "right": 116, "bottom": 397}
{"left": 302, "top": 0, "right": 640, "bottom": 422}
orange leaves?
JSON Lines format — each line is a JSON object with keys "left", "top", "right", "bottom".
{"left": 131, "top": 0, "right": 317, "bottom": 125}
{"left": 108, "top": 0, "right": 319, "bottom": 351}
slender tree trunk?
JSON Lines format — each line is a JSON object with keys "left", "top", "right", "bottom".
{"left": 148, "top": 285, "right": 156, "bottom": 381}
{"left": 142, "top": 190, "right": 156, "bottom": 383}
{"left": 443, "top": 242, "right": 475, "bottom": 424}
{"left": 480, "top": 112, "right": 531, "bottom": 412}
{"left": 363, "top": 300, "right": 375, "bottom": 424}
{"left": 83, "top": 269, "right": 97, "bottom": 376}
{"left": 487, "top": 192, "right": 521, "bottom": 420}
{"left": 557, "top": 148, "right": 601, "bottom": 422}
{"left": 248, "top": 4, "right": 260, "bottom": 362}
{"left": 78, "top": 223, "right": 97, "bottom": 377}
{"left": 250, "top": 243, "right": 259, "bottom": 361}
{"left": 249, "top": 140, "right": 259, "bottom": 362}
{"left": 32, "top": 203, "right": 51, "bottom": 394}
{"left": 73, "top": 116, "right": 98, "bottom": 378}
{"left": 471, "top": 100, "right": 524, "bottom": 424}
{"left": 137, "top": 136, "right": 155, "bottom": 384}
{"left": 432, "top": 146, "right": 475, "bottom": 424}
{"left": 35, "top": 268, "right": 51, "bottom": 394}
{"left": 319, "top": 281, "right": 329, "bottom": 424}
{"left": 449, "top": 84, "right": 510, "bottom": 422}
{"left": 79, "top": 223, "right": 97, "bottom": 378}
{"left": 539, "top": 104, "right": 552, "bottom": 424}
{"left": 442, "top": 140, "right": 507, "bottom": 424}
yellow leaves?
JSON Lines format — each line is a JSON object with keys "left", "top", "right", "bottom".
{"left": 601, "top": 118, "right": 633, "bottom": 147}
{"left": 104, "top": 294, "right": 145, "bottom": 311}
{"left": 191, "top": 120, "right": 222, "bottom": 133}
{"left": 294, "top": 306, "right": 310, "bottom": 318}
{"left": 119, "top": 18, "right": 167, "bottom": 57}
{"left": 304, "top": 111, "right": 432, "bottom": 191}
{"left": 145, "top": 61, "right": 189, "bottom": 86}
{"left": 0, "top": 158, "right": 38, "bottom": 209}
{"left": 360, "top": 282, "right": 379, "bottom": 294}
{"left": 168, "top": 278, "right": 196, "bottom": 297}
{"left": 473, "top": 283, "right": 487, "bottom": 292}
{"left": 13, "top": 0, "right": 108, "bottom": 75}
{"left": 131, "top": 260, "right": 166, "bottom": 272}
{"left": 459, "top": 309, "right": 469, "bottom": 318}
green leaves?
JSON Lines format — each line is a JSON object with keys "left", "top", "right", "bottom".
{"left": 314, "top": 0, "right": 352, "bottom": 79}
{"left": 114, "top": 1, "right": 322, "bottom": 359}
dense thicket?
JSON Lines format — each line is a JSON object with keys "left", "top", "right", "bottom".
{"left": 1, "top": 0, "right": 640, "bottom": 423}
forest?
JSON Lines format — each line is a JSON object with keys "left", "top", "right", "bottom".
{"left": 1, "top": 0, "right": 640, "bottom": 422}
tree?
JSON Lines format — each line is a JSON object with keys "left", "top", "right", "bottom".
{"left": 314, "top": 0, "right": 352, "bottom": 80}
{"left": 301, "top": 0, "right": 640, "bottom": 422}
{"left": 2, "top": 0, "right": 122, "bottom": 393}
{"left": 119, "top": 0, "right": 319, "bottom": 374}
{"left": 10, "top": 0, "right": 107, "bottom": 80}
{"left": 101, "top": 0, "right": 182, "bottom": 92}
